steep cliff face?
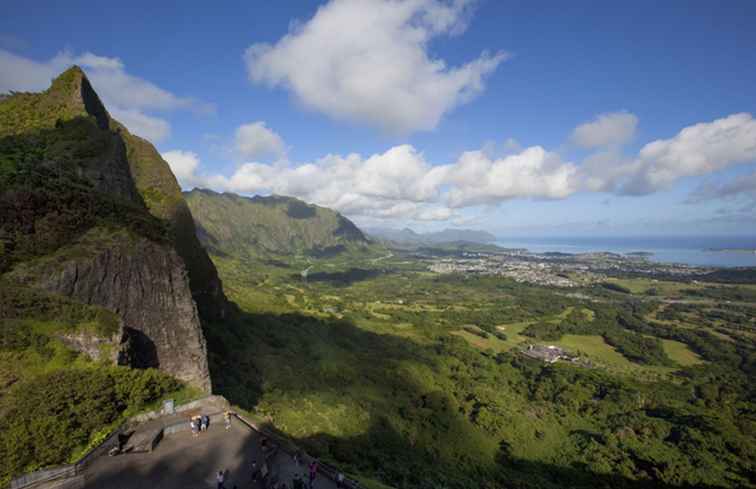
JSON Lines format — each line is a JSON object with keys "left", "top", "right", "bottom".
{"left": 120, "top": 133, "right": 230, "bottom": 321}
{"left": 7, "top": 229, "right": 211, "bottom": 390}
{"left": 0, "top": 66, "right": 226, "bottom": 391}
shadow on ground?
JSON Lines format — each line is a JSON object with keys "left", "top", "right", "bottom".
{"left": 204, "top": 310, "right": 738, "bottom": 489}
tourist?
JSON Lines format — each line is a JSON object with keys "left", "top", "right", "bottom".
{"left": 292, "top": 451, "right": 300, "bottom": 467}
{"left": 224, "top": 411, "right": 232, "bottom": 430}
{"left": 201, "top": 414, "right": 209, "bottom": 432}
{"left": 190, "top": 418, "right": 198, "bottom": 437}
{"left": 216, "top": 470, "right": 226, "bottom": 489}
{"left": 336, "top": 472, "right": 345, "bottom": 488}
{"left": 308, "top": 461, "right": 318, "bottom": 489}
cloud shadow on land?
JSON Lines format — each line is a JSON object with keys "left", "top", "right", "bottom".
{"left": 204, "top": 311, "right": 733, "bottom": 489}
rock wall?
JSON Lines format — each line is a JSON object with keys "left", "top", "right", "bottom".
{"left": 9, "top": 233, "right": 211, "bottom": 391}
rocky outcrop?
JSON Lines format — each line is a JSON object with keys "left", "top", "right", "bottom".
{"left": 56, "top": 327, "right": 132, "bottom": 364}
{"left": 9, "top": 232, "right": 211, "bottom": 391}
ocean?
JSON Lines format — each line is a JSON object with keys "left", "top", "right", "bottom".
{"left": 494, "top": 236, "right": 756, "bottom": 268}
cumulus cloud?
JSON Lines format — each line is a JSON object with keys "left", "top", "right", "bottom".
{"left": 166, "top": 111, "right": 756, "bottom": 223}
{"left": 244, "top": 0, "right": 507, "bottom": 133}
{"left": 110, "top": 108, "right": 171, "bottom": 143}
{"left": 235, "top": 122, "right": 286, "bottom": 160}
{"left": 622, "top": 113, "right": 756, "bottom": 194}
{"left": 170, "top": 140, "right": 580, "bottom": 223}
{"left": 576, "top": 112, "right": 756, "bottom": 195}
{"left": 162, "top": 150, "right": 200, "bottom": 187}
{"left": 570, "top": 111, "right": 638, "bottom": 149}
{"left": 0, "top": 48, "right": 213, "bottom": 142}
{"left": 442, "top": 147, "right": 578, "bottom": 207}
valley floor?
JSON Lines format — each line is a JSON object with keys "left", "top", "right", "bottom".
{"left": 204, "top": 248, "right": 756, "bottom": 489}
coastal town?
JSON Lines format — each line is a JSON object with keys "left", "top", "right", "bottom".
{"left": 425, "top": 248, "right": 712, "bottom": 287}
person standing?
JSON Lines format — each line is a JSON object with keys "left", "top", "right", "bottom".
{"left": 308, "top": 461, "right": 318, "bottom": 489}
{"left": 191, "top": 418, "right": 199, "bottom": 437}
{"left": 216, "top": 470, "right": 226, "bottom": 489}
{"left": 336, "top": 472, "right": 345, "bottom": 489}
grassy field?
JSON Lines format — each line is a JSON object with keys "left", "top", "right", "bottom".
{"left": 661, "top": 338, "right": 705, "bottom": 366}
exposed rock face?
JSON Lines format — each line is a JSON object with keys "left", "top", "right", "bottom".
{"left": 120, "top": 129, "right": 231, "bottom": 322}
{"left": 9, "top": 234, "right": 211, "bottom": 391}
{"left": 57, "top": 327, "right": 132, "bottom": 364}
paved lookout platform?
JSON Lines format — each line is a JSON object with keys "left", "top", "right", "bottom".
{"left": 84, "top": 419, "right": 339, "bottom": 489}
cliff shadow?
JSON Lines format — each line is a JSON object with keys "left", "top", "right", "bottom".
{"left": 125, "top": 327, "right": 159, "bottom": 369}
{"left": 293, "top": 267, "right": 384, "bottom": 286}
{"left": 202, "top": 310, "right": 742, "bottom": 489}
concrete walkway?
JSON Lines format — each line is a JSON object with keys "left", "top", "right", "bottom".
{"left": 83, "top": 421, "right": 337, "bottom": 489}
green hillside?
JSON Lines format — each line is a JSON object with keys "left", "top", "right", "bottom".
{"left": 184, "top": 188, "right": 371, "bottom": 258}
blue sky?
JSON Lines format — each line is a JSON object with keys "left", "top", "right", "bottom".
{"left": 2, "top": 0, "right": 755, "bottom": 235}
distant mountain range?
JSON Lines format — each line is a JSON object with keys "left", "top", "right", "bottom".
{"left": 184, "top": 189, "right": 371, "bottom": 257}
{"left": 367, "top": 227, "right": 497, "bottom": 245}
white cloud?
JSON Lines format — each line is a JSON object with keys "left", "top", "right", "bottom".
{"left": 162, "top": 150, "right": 200, "bottom": 187}
{"left": 168, "top": 111, "right": 756, "bottom": 223}
{"left": 111, "top": 108, "right": 171, "bottom": 143}
{"left": 623, "top": 113, "right": 756, "bottom": 194}
{"left": 570, "top": 111, "right": 638, "bottom": 149}
{"left": 244, "top": 0, "right": 507, "bottom": 134}
{"left": 443, "top": 147, "right": 578, "bottom": 207}
{"left": 579, "top": 113, "right": 756, "bottom": 195}
{"left": 0, "top": 48, "right": 213, "bottom": 143}
{"left": 174, "top": 141, "right": 579, "bottom": 223}
{"left": 235, "top": 122, "right": 286, "bottom": 160}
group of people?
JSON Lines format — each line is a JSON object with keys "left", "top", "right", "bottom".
{"left": 203, "top": 415, "right": 347, "bottom": 489}
{"left": 190, "top": 415, "right": 211, "bottom": 436}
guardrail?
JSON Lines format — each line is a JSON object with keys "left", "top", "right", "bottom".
{"left": 232, "top": 413, "right": 363, "bottom": 489}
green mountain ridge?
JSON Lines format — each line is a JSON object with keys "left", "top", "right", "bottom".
{"left": 184, "top": 188, "right": 371, "bottom": 258}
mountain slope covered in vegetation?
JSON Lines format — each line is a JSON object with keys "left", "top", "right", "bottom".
{"left": 184, "top": 188, "right": 371, "bottom": 258}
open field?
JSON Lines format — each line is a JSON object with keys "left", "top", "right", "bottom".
{"left": 661, "top": 338, "right": 705, "bottom": 366}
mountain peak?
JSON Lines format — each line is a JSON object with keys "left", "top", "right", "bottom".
{"left": 48, "top": 65, "right": 110, "bottom": 130}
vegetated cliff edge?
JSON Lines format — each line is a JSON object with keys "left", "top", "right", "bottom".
{"left": 184, "top": 188, "right": 370, "bottom": 258}
{"left": 0, "top": 66, "right": 230, "bottom": 391}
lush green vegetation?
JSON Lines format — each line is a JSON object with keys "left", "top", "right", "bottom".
{"left": 204, "top": 249, "right": 756, "bottom": 489}
{"left": 0, "top": 367, "right": 181, "bottom": 486}
{"left": 184, "top": 188, "right": 374, "bottom": 258}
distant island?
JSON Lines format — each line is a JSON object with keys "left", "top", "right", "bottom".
{"left": 705, "top": 248, "right": 756, "bottom": 254}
